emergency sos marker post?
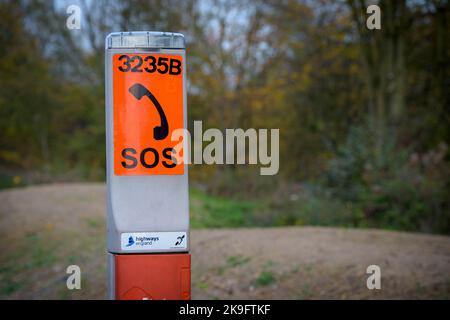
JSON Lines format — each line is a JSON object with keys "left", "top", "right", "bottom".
{"left": 105, "top": 32, "right": 190, "bottom": 300}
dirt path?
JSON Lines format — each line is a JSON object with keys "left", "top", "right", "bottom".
{"left": 0, "top": 183, "right": 449, "bottom": 299}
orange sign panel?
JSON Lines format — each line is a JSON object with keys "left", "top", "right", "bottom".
{"left": 113, "top": 54, "right": 184, "bottom": 175}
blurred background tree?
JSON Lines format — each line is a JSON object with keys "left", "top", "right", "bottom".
{"left": 0, "top": 0, "right": 448, "bottom": 233}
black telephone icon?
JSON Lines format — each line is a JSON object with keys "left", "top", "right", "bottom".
{"left": 128, "top": 83, "right": 169, "bottom": 140}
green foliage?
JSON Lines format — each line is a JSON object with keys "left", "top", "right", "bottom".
{"left": 190, "top": 188, "right": 259, "bottom": 228}
{"left": 265, "top": 186, "right": 366, "bottom": 228}
{"left": 0, "top": 232, "right": 57, "bottom": 297}
{"left": 226, "top": 255, "right": 251, "bottom": 268}
{"left": 191, "top": 185, "right": 363, "bottom": 230}
{"left": 254, "top": 271, "right": 275, "bottom": 287}
{"left": 217, "top": 255, "right": 251, "bottom": 275}
{"left": 325, "top": 125, "right": 449, "bottom": 233}
{"left": 0, "top": 172, "right": 24, "bottom": 189}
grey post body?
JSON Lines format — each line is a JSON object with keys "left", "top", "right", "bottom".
{"left": 105, "top": 31, "right": 189, "bottom": 255}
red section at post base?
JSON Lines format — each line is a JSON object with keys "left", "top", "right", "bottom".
{"left": 114, "top": 253, "right": 191, "bottom": 300}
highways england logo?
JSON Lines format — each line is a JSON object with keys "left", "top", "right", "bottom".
{"left": 125, "top": 236, "right": 135, "bottom": 247}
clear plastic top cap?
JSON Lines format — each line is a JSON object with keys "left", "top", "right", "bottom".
{"left": 106, "top": 31, "right": 185, "bottom": 49}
